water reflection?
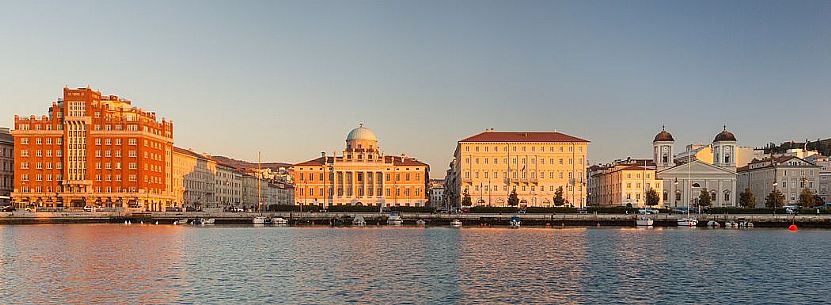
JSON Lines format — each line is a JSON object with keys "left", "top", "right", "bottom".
{"left": 1, "top": 225, "right": 830, "bottom": 304}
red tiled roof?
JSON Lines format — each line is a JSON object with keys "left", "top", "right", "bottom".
{"left": 293, "top": 155, "right": 427, "bottom": 167}
{"left": 293, "top": 156, "right": 328, "bottom": 167}
{"left": 384, "top": 155, "right": 428, "bottom": 167}
{"left": 460, "top": 131, "right": 588, "bottom": 143}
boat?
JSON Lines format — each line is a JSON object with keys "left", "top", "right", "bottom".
{"left": 636, "top": 216, "right": 654, "bottom": 226}
{"left": 352, "top": 216, "right": 366, "bottom": 226}
{"left": 450, "top": 219, "right": 463, "bottom": 227}
{"left": 725, "top": 220, "right": 739, "bottom": 228}
{"left": 706, "top": 220, "right": 721, "bottom": 227}
{"left": 416, "top": 219, "right": 426, "bottom": 226}
{"left": 174, "top": 218, "right": 188, "bottom": 225}
{"left": 509, "top": 216, "right": 521, "bottom": 228}
{"left": 387, "top": 212, "right": 403, "bottom": 225}
{"left": 271, "top": 217, "right": 288, "bottom": 225}
{"left": 199, "top": 218, "right": 215, "bottom": 225}
{"left": 253, "top": 216, "right": 267, "bottom": 224}
{"left": 677, "top": 218, "right": 698, "bottom": 227}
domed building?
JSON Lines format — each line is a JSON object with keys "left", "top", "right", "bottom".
{"left": 653, "top": 126, "right": 738, "bottom": 208}
{"left": 291, "top": 124, "right": 429, "bottom": 207}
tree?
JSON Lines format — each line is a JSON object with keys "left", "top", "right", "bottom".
{"left": 739, "top": 188, "right": 756, "bottom": 208}
{"left": 814, "top": 194, "right": 825, "bottom": 206}
{"left": 553, "top": 186, "right": 566, "bottom": 206}
{"left": 645, "top": 188, "right": 660, "bottom": 207}
{"left": 799, "top": 188, "right": 816, "bottom": 207}
{"left": 507, "top": 189, "right": 519, "bottom": 207}
{"left": 765, "top": 188, "right": 786, "bottom": 208}
{"left": 698, "top": 189, "right": 712, "bottom": 207}
{"left": 462, "top": 190, "right": 472, "bottom": 207}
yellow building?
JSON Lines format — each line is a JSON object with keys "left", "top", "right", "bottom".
{"left": 447, "top": 129, "right": 589, "bottom": 208}
{"left": 587, "top": 159, "right": 664, "bottom": 207}
{"left": 290, "top": 125, "right": 429, "bottom": 207}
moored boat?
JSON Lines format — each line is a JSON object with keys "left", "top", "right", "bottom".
{"left": 416, "top": 219, "right": 426, "bottom": 226}
{"left": 352, "top": 216, "right": 366, "bottom": 226}
{"left": 509, "top": 216, "right": 521, "bottom": 228}
{"left": 450, "top": 219, "right": 463, "bottom": 227}
{"left": 271, "top": 217, "right": 288, "bottom": 225}
{"left": 636, "top": 216, "right": 654, "bottom": 226}
{"left": 199, "top": 218, "right": 215, "bottom": 225}
{"left": 677, "top": 218, "right": 698, "bottom": 227}
{"left": 253, "top": 216, "right": 267, "bottom": 224}
{"left": 387, "top": 212, "right": 403, "bottom": 225}
{"left": 707, "top": 220, "right": 720, "bottom": 227}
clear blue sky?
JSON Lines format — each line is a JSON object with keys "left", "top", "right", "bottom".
{"left": 1, "top": 0, "right": 830, "bottom": 177}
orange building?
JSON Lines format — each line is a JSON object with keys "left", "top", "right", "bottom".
{"left": 291, "top": 125, "right": 429, "bottom": 207}
{"left": 11, "top": 87, "right": 174, "bottom": 211}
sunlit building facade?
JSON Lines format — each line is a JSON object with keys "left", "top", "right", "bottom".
{"left": 172, "top": 147, "right": 217, "bottom": 210}
{"left": 448, "top": 129, "right": 590, "bottom": 208}
{"left": 588, "top": 159, "right": 664, "bottom": 207}
{"left": 291, "top": 125, "right": 430, "bottom": 207}
{"left": 12, "top": 87, "right": 175, "bottom": 211}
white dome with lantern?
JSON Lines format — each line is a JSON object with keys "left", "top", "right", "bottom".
{"left": 346, "top": 124, "right": 378, "bottom": 151}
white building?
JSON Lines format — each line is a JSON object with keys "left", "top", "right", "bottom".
{"left": 214, "top": 163, "right": 242, "bottom": 209}
{"left": 654, "top": 127, "right": 738, "bottom": 208}
{"left": 429, "top": 179, "right": 445, "bottom": 209}
{"left": 738, "top": 156, "right": 821, "bottom": 206}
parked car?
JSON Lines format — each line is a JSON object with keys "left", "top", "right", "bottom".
{"left": 639, "top": 208, "right": 660, "bottom": 214}
{"left": 784, "top": 205, "right": 801, "bottom": 214}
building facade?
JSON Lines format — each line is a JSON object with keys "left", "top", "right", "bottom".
{"left": 448, "top": 129, "right": 590, "bottom": 208}
{"left": 0, "top": 128, "right": 13, "bottom": 205}
{"left": 429, "top": 179, "right": 445, "bottom": 209}
{"left": 674, "top": 144, "right": 763, "bottom": 168}
{"left": 291, "top": 125, "right": 430, "bottom": 207}
{"left": 811, "top": 155, "right": 830, "bottom": 204}
{"left": 214, "top": 163, "right": 242, "bottom": 209}
{"left": 172, "top": 147, "right": 217, "bottom": 210}
{"left": 588, "top": 159, "right": 664, "bottom": 208}
{"left": 737, "top": 156, "right": 821, "bottom": 206}
{"left": 12, "top": 87, "right": 175, "bottom": 211}
{"left": 655, "top": 127, "right": 738, "bottom": 208}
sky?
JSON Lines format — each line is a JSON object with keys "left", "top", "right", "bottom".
{"left": 1, "top": 0, "right": 830, "bottom": 177}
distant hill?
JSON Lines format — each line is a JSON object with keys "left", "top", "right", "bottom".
{"left": 210, "top": 155, "right": 292, "bottom": 170}
{"left": 761, "top": 138, "right": 831, "bottom": 156}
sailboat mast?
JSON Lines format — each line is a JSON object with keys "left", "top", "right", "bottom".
{"left": 258, "top": 151, "right": 262, "bottom": 213}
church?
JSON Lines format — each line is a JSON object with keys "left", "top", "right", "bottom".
{"left": 653, "top": 127, "right": 738, "bottom": 208}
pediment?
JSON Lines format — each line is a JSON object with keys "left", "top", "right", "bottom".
{"left": 658, "top": 160, "right": 735, "bottom": 176}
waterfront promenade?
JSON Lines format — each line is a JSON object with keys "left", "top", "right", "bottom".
{"left": 1, "top": 210, "right": 829, "bottom": 227}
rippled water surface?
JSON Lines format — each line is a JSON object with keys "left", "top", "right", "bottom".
{"left": 1, "top": 224, "right": 829, "bottom": 304}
